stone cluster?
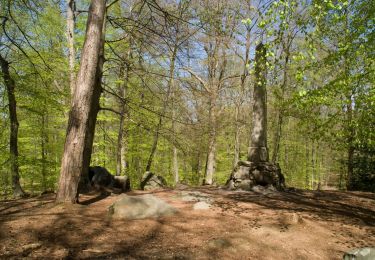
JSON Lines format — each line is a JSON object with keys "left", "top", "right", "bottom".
{"left": 140, "top": 171, "right": 167, "bottom": 190}
{"left": 226, "top": 160, "right": 285, "bottom": 191}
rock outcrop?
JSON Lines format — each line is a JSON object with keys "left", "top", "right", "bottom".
{"left": 140, "top": 171, "right": 167, "bottom": 190}
{"left": 226, "top": 161, "right": 285, "bottom": 191}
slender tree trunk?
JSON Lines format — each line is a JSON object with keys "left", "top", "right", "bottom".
{"left": 0, "top": 54, "right": 26, "bottom": 198}
{"left": 67, "top": 0, "right": 76, "bottom": 97}
{"left": 171, "top": 67, "right": 178, "bottom": 184}
{"left": 172, "top": 132, "right": 179, "bottom": 184}
{"left": 41, "top": 113, "right": 48, "bottom": 192}
{"left": 305, "top": 141, "right": 309, "bottom": 189}
{"left": 56, "top": 0, "right": 106, "bottom": 203}
{"left": 146, "top": 117, "right": 161, "bottom": 172}
{"left": 272, "top": 51, "right": 289, "bottom": 163}
{"left": 311, "top": 140, "right": 315, "bottom": 189}
{"left": 248, "top": 43, "right": 269, "bottom": 162}
{"left": 284, "top": 119, "right": 288, "bottom": 171}
{"left": 116, "top": 61, "right": 129, "bottom": 176}
{"left": 346, "top": 96, "right": 355, "bottom": 190}
{"left": 204, "top": 96, "right": 217, "bottom": 185}
{"left": 233, "top": 105, "right": 240, "bottom": 167}
{"left": 145, "top": 46, "right": 177, "bottom": 172}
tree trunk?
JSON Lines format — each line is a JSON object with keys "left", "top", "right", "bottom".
{"left": 204, "top": 96, "right": 217, "bottom": 185}
{"left": 305, "top": 141, "right": 309, "bottom": 189}
{"left": 0, "top": 54, "right": 26, "bottom": 198}
{"left": 272, "top": 51, "right": 289, "bottom": 163}
{"left": 233, "top": 105, "right": 240, "bottom": 167}
{"left": 41, "top": 113, "right": 48, "bottom": 192}
{"left": 145, "top": 46, "right": 177, "bottom": 172}
{"left": 56, "top": 0, "right": 106, "bottom": 203}
{"left": 233, "top": 28, "right": 250, "bottom": 167}
{"left": 116, "top": 61, "right": 129, "bottom": 176}
{"left": 248, "top": 43, "right": 269, "bottom": 162}
{"left": 171, "top": 59, "right": 178, "bottom": 184}
{"left": 346, "top": 96, "right": 355, "bottom": 190}
{"left": 67, "top": 0, "right": 76, "bottom": 97}
{"left": 311, "top": 140, "right": 315, "bottom": 189}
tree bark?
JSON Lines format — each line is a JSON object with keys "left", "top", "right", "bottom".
{"left": 116, "top": 61, "right": 129, "bottom": 176}
{"left": 172, "top": 96, "right": 179, "bottom": 184}
{"left": 56, "top": 0, "right": 106, "bottom": 203}
{"left": 233, "top": 105, "right": 240, "bottom": 167}
{"left": 248, "top": 43, "right": 269, "bottom": 162}
{"left": 41, "top": 113, "right": 48, "bottom": 192}
{"left": 204, "top": 95, "right": 217, "bottom": 185}
{"left": 67, "top": 0, "right": 76, "bottom": 97}
{"left": 305, "top": 141, "right": 309, "bottom": 188}
{"left": 346, "top": 96, "right": 355, "bottom": 190}
{"left": 171, "top": 59, "right": 178, "bottom": 184}
{"left": 0, "top": 54, "right": 26, "bottom": 198}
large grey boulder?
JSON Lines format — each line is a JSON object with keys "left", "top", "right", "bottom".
{"left": 108, "top": 194, "right": 177, "bottom": 220}
{"left": 193, "top": 201, "right": 211, "bottom": 210}
{"left": 140, "top": 171, "right": 167, "bottom": 190}
{"left": 88, "top": 166, "right": 130, "bottom": 193}
{"left": 90, "top": 166, "right": 114, "bottom": 188}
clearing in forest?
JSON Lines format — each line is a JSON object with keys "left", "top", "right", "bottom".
{"left": 0, "top": 187, "right": 374, "bottom": 259}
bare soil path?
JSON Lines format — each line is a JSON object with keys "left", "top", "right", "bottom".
{"left": 0, "top": 187, "right": 374, "bottom": 259}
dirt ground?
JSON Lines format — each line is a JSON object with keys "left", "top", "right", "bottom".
{"left": 0, "top": 187, "right": 374, "bottom": 259}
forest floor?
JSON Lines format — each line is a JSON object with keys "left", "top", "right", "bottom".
{"left": 0, "top": 187, "right": 374, "bottom": 259}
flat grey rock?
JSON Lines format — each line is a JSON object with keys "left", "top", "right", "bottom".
{"left": 108, "top": 194, "right": 177, "bottom": 220}
{"left": 251, "top": 185, "right": 276, "bottom": 195}
{"left": 193, "top": 201, "right": 211, "bottom": 210}
{"left": 179, "top": 191, "right": 213, "bottom": 203}
{"left": 208, "top": 238, "right": 231, "bottom": 248}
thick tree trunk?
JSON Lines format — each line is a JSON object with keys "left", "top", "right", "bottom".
{"left": 67, "top": 0, "right": 76, "bottom": 97}
{"left": 0, "top": 54, "right": 26, "bottom": 198}
{"left": 248, "top": 43, "right": 269, "bottom": 162}
{"left": 56, "top": 0, "right": 106, "bottom": 203}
